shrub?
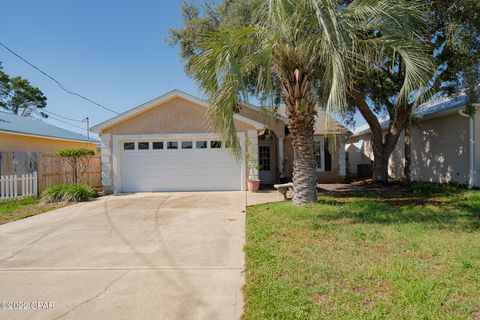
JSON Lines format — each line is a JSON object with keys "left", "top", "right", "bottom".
{"left": 41, "top": 184, "right": 98, "bottom": 203}
{"left": 409, "top": 181, "right": 464, "bottom": 195}
{"left": 55, "top": 148, "right": 95, "bottom": 158}
{"left": 55, "top": 148, "right": 96, "bottom": 184}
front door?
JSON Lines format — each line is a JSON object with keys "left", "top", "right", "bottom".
{"left": 258, "top": 143, "right": 274, "bottom": 184}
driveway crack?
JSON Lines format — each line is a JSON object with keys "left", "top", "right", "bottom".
{"left": 52, "top": 270, "right": 129, "bottom": 320}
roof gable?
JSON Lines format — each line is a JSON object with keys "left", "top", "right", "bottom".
{"left": 0, "top": 111, "right": 93, "bottom": 143}
{"left": 91, "top": 90, "right": 265, "bottom": 133}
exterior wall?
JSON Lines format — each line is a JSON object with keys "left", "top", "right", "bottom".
{"left": 347, "top": 112, "right": 471, "bottom": 185}
{"left": 345, "top": 136, "right": 374, "bottom": 175}
{"left": 283, "top": 134, "right": 346, "bottom": 183}
{"left": 410, "top": 113, "right": 469, "bottom": 183}
{"left": 99, "top": 97, "right": 256, "bottom": 193}
{"left": 239, "top": 106, "right": 285, "bottom": 138}
{"left": 0, "top": 133, "right": 96, "bottom": 153}
{"left": 103, "top": 97, "right": 255, "bottom": 135}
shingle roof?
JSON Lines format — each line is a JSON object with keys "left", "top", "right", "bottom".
{"left": 352, "top": 92, "right": 472, "bottom": 137}
{"left": 0, "top": 111, "right": 95, "bottom": 142}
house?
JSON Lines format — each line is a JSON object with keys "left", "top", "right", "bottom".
{"left": 346, "top": 92, "right": 480, "bottom": 187}
{"left": 91, "top": 90, "right": 350, "bottom": 193}
{"left": 0, "top": 111, "right": 96, "bottom": 153}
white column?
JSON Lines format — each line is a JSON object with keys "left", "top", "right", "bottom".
{"left": 247, "top": 130, "right": 259, "bottom": 179}
{"left": 468, "top": 115, "right": 475, "bottom": 188}
{"left": 278, "top": 137, "right": 284, "bottom": 178}
{"left": 338, "top": 142, "right": 346, "bottom": 176}
{"left": 100, "top": 133, "right": 113, "bottom": 193}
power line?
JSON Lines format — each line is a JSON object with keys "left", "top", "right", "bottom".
{"left": 33, "top": 111, "right": 87, "bottom": 130}
{"left": 5, "top": 91, "right": 87, "bottom": 123}
{"left": 0, "top": 41, "right": 120, "bottom": 115}
{"left": 40, "top": 109, "right": 86, "bottom": 123}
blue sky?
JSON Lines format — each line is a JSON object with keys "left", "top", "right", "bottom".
{"left": 1, "top": 0, "right": 362, "bottom": 139}
{"left": 1, "top": 0, "right": 203, "bottom": 138}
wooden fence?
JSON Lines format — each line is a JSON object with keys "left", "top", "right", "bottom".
{"left": 37, "top": 153, "right": 101, "bottom": 192}
{"left": 0, "top": 172, "right": 37, "bottom": 199}
{"left": 0, "top": 151, "right": 101, "bottom": 194}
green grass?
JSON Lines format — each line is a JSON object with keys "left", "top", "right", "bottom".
{"left": 0, "top": 197, "right": 39, "bottom": 223}
{"left": 0, "top": 196, "right": 67, "bottom": 224}
{"left": 0, "top": 196, "right": 38, "bottom": 214}
{"left": 244, "top": 184, "right": 480, "bottom": 319}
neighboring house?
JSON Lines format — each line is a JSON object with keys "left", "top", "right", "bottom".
{"left": 0, "top": 111, "right": 96, "bottom": 153}
{"left": 346, "top": 93, "right": 480, "bottom": 187}
{"left": 91, "top": 90, "right": 350, "bottom": 193}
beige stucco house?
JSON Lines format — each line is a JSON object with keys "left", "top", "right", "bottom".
{"left": 91, "top": 90, "right": 350, "bottom": 193}
{"left": 0, "top": 111, "right": 96, "bottom": 153}
{"left": 346, "top": 93, "right": 480, "bottom": 187}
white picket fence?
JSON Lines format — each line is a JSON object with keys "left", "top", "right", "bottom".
{"left": 0, "top": 172, "right": 37, "bottom": 200}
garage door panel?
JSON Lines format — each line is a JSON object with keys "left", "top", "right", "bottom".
{"left": 120, "top": 137, "right": 242, "bottom": 192}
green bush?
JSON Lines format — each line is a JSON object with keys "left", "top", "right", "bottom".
{"left": 41, "top": 184, "right": 98, "bottom": 203}
{"left": 54, "top": 148, "right": 95, "bottom": 157}
{"left": 409, "top": 181, "right": 464, "bottom": 195}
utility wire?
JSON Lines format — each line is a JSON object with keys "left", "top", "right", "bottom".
{"left": 40, "top": 109, "right": 86, "bottom": 123}
{"left": 5, "top": 91, "right": 86, "bottom": 123}
{"left": 32, "top": 111, "right": 87, "bottom": 130}
{"left": 0, "top": 41, "right": 120, "bottom": 115}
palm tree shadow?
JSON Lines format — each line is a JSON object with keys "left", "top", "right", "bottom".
{"left": 309, "top": 192, "right": 479, "bottom": 231}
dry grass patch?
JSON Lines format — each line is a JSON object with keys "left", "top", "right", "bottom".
{"left": 0, "top": 197, "right": 68, "bottom": 225}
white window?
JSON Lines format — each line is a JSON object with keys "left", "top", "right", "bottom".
{"left": 313, "top": 137, "right": 324, "bottom": 171}
{"left": 138, "top": 142, "right": 149, "bottom": 150}
{"left": 152, "top": 142, "right": 164, "bottom": 149}
{"left": 211, "top": 141, "right": 222, "bottom": 148}
{"left": 167, "top": 141, "right": 178, "bottom": 149}
{"left": 123, "top": 142, "right": 135, "bottom": 150}
{"left": 196, "top": 141, "right": 207, "bottom": 149}
{"left": 181, "top": 141, "right": 193, "bottom": 149}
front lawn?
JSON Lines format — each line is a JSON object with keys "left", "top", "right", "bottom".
{"left": 0, "top": 197, "right": 66, "bottom": 225}
{"left": 244, "top": 184, "right": 480, "bottom": 319}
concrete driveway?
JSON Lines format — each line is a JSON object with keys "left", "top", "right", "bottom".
{"left": 0, "top": 192, "right": 248, "bottom": 320}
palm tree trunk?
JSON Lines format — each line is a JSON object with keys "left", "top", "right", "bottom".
{"left": 281, "top": 68, "right": 317, "bottom": 204}
{"left": 289, "top": 114, "right": 317, "bottom": 204}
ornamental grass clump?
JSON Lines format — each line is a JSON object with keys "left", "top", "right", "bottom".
{"left": 41, "top": 184, "right": 97, "bottom": 203}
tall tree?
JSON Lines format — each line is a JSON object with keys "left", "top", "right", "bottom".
{"left": 0, "top": 62, "right": 47, "bottom": 117}
{"left": 171, "top": 0, "right": 431, "bottom": 204}
{"left": 346, "top": 0, "right": 479, "bottom": 182}
{"left": 403, "top": 0, "right": 480, "bottom": 179}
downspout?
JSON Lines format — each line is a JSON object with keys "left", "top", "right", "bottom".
{"left": 458, "top": 109, "right": 475, "bottom": 188}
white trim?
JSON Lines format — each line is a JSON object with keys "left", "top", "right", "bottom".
{"left": 0, "top": 129, "right": 95, "bottom": 144}
{"left": 247, "top": 130, "right": 259, "bottom": 180}
{"left": 258, "top": 138, "right": 275, "bottom": 184}
{"left": 314, "top": 136, "right": 325, "bottom": 172}
{"left": 278, "top": 137, "right": 284, "bottom": 178}
{"left": 111, "top": 132, "right": 247, "bottom": 193}
{"left": 458, "top": 110, "right": 476, "bottom": 188}
{"left": 338, "top": 142, "right": 346, "bottom": 176}
{"left": 91, "top": 90, "right": 265, "bottom": 133}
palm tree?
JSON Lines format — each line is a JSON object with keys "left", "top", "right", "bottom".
{"left": 190, "top": 0, "right": 432, "bottom": 205}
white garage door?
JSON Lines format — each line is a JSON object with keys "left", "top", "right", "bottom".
{"left": 120, "top": 137, "right": 243, "bottom": 192}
